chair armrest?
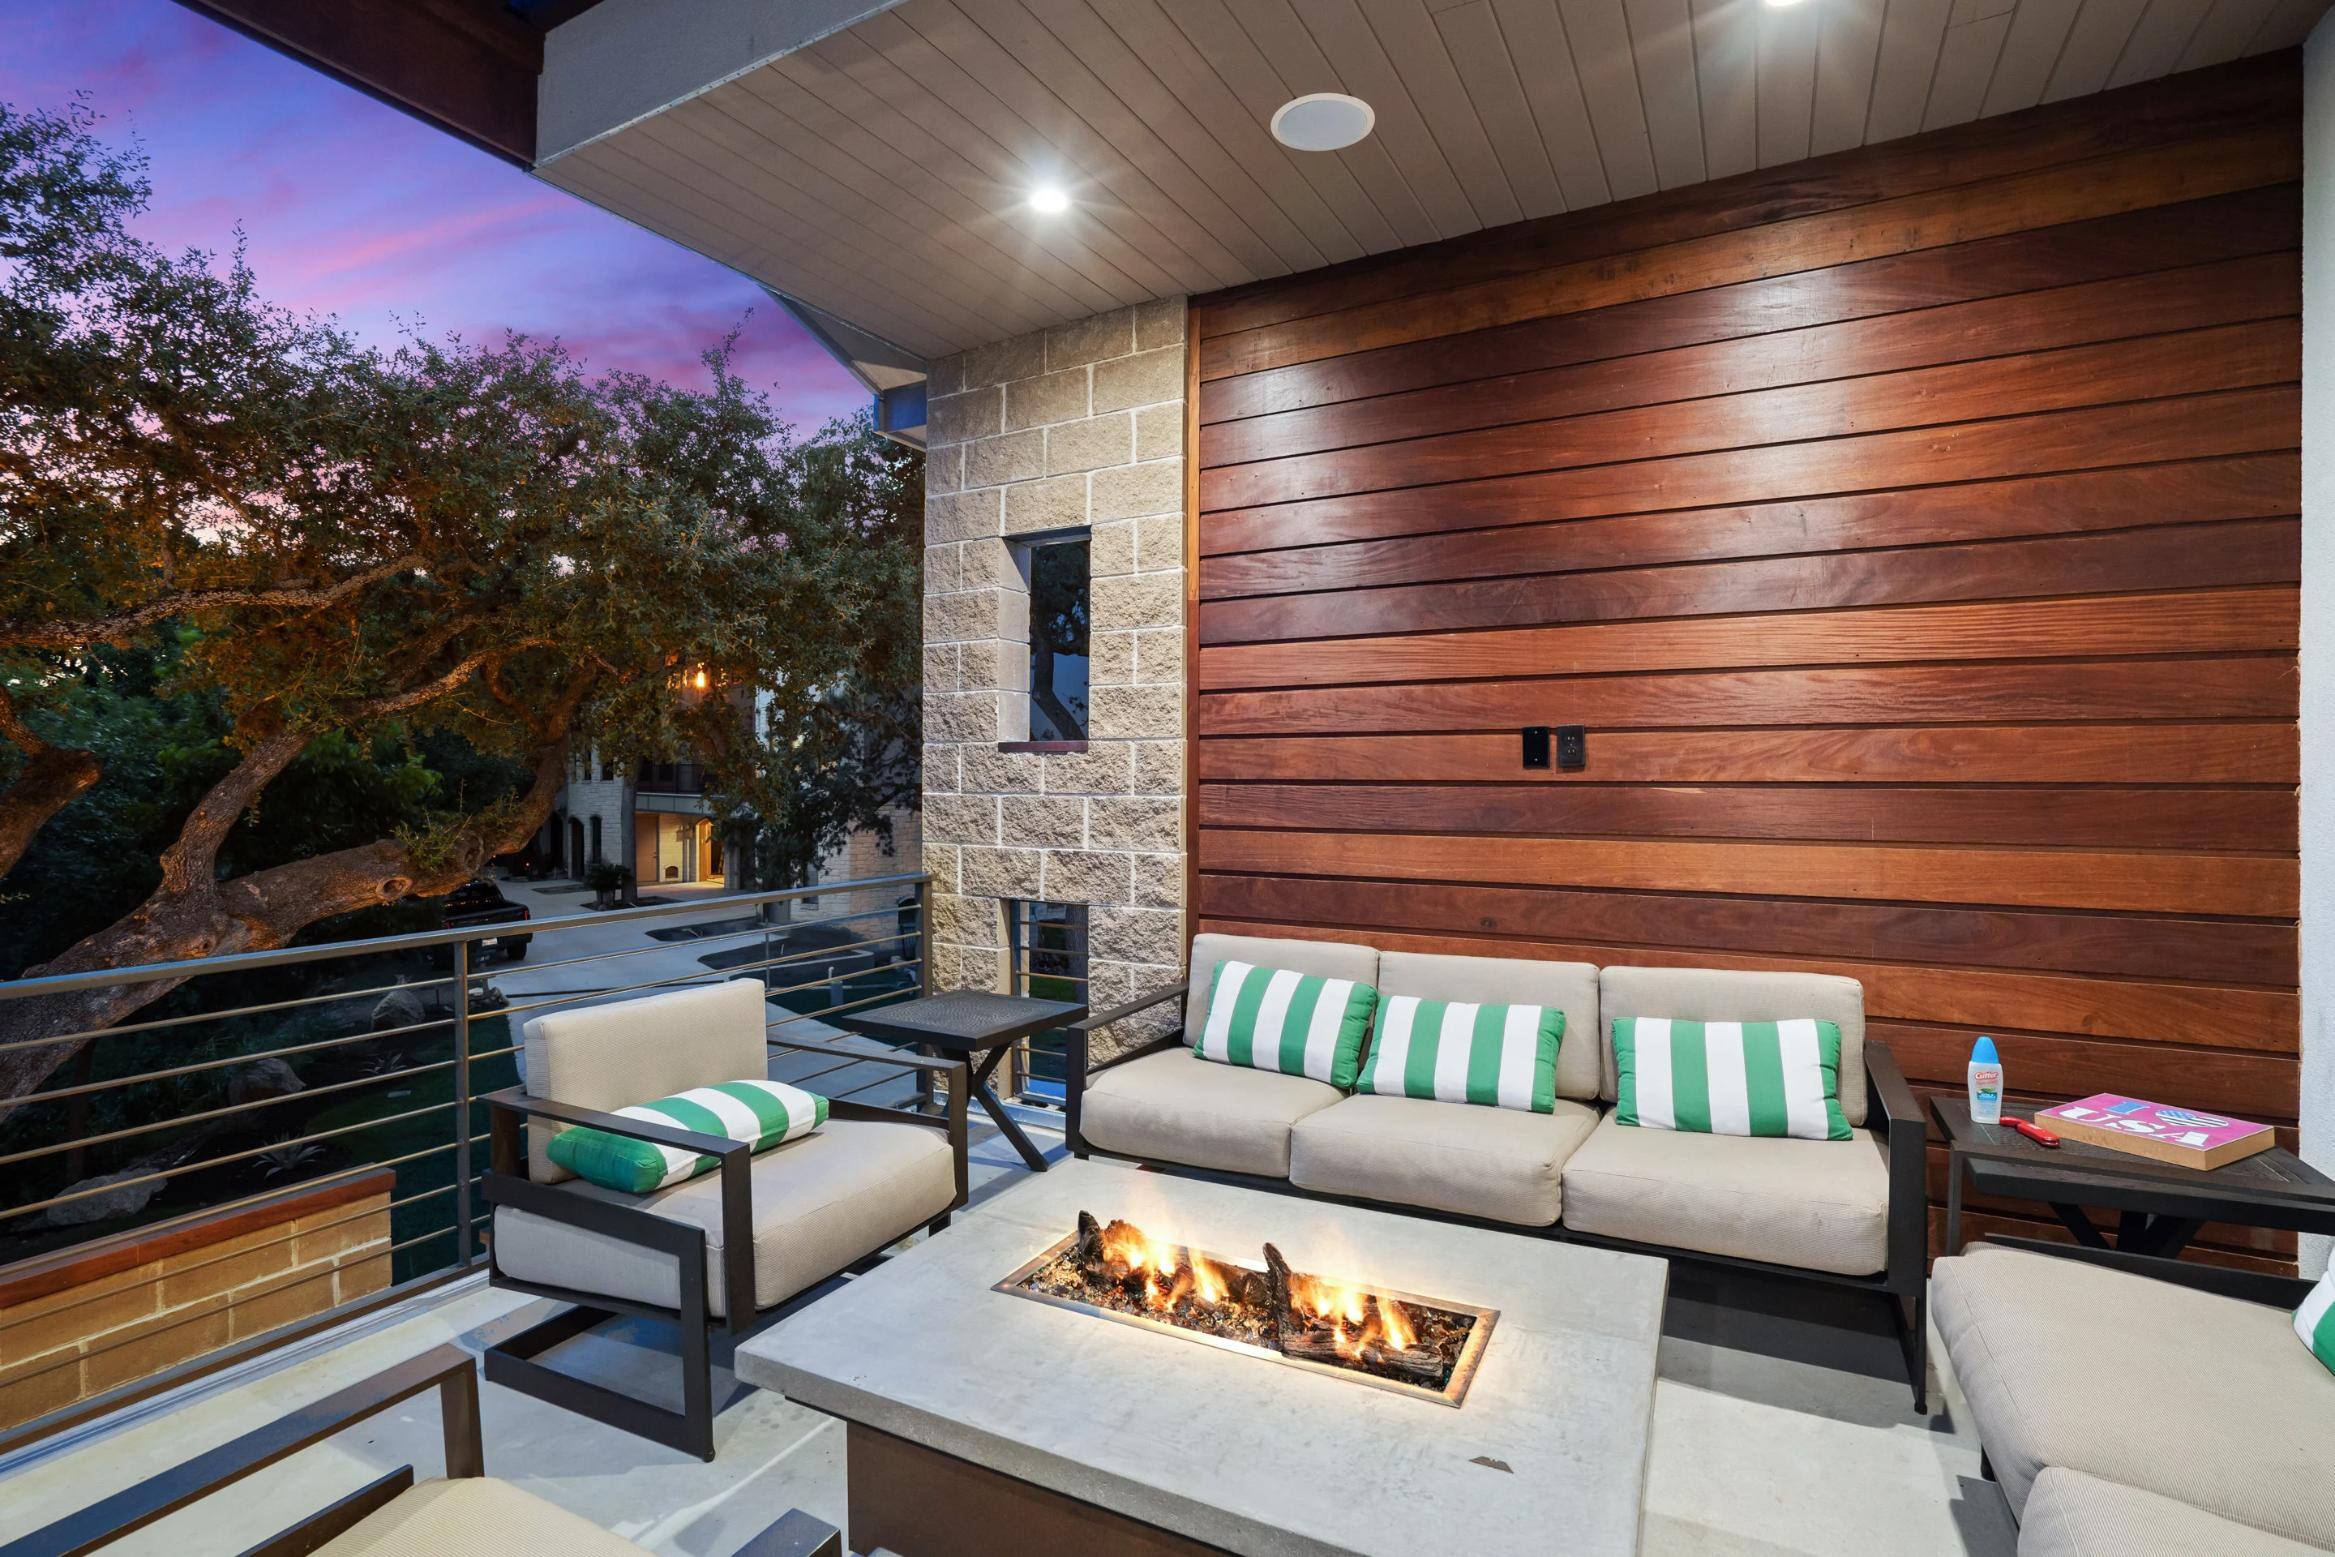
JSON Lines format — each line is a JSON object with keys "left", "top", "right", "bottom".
{"left": 1064, "top": 980, "right": 1188, "bottom": 1158}
{"left": 1968, "top": 1236, "right": 2318, "bottom": 1310}
{"left": 1, "top": 1347, "right": 482, "bottom": 1557}
{"left": 1865, "top": 1040, "right": 1924, "bottom": 1129}
{"left": 737, "top": 1509, "right": 844, "bottom": 1557}
{"left": 484, "top": 1085, "right": 744, "bottom": 1162}
{"left": 1864, "top": 1039, "right": 1929, "bottom": 1295}
{"left": 1072, "top": 979, "right": 1188, "bottom": 1035}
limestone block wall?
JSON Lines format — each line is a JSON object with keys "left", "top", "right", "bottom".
{"left": 920, "top": 300, "right": 1188, "bottom": 1042}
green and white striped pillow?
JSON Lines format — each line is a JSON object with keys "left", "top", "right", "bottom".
{"left": 1358, "top": 996, "right": 1562, "bottom": 1113}
{"left": 1614, "top": 1018, "right": 1850, "bottom": 1141}
{"left": 1193, "top": 960, "right": 1378, "bottom": 1089}
{"left": 2297, "top": 1273, "right": 2335, "bottom": 1377}
{"left": 546, "top": 1078, "right": 828, "bottom": 1193}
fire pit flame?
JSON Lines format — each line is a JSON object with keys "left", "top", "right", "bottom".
{"left": 1001, "top": 1210, "right": 1495, "bottom": 1405}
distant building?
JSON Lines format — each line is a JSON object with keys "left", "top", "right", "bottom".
{"left": 538, "top": 748, "right": 918, "bottom": 895}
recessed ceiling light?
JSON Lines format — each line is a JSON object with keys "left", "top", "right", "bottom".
{"left": 1271, "top": 92, "right": 1375, "bottom": 152}
{"left": 1762, "top": 0, "right": 1809, "bottom": 8}
{"left": 1028, "top": 185, "right": 1070, "bottom": 215}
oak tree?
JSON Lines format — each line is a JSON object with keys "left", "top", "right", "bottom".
{"left": 0, "top": 102, "right": 920, "bottom": 1101}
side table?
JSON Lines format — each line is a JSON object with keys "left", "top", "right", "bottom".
{"left": 838, "top": 990, "right": 1085, "bottom": 1173}
{"left": 1933, "top": 1095, "right": 2335, "bottom": 1262}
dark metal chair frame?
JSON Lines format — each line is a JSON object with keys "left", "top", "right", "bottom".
{"left": 483, "top": 1039, "right": 970, "bottom": 1460}
{"left": 1064, "top": 979, "right": 1935, "bottom": 1411}
{"left": 0, "top": 1345, "right": 843, "bottom": 1557}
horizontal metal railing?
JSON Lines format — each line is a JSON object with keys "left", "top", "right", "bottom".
{"left": 0, "top": 869, "right": 932, "bottom": 1447}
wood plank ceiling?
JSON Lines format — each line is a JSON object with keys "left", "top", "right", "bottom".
{"left": 533, "top": 0, "right": 2328, "bottom": 362}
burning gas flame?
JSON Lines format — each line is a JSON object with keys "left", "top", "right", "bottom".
{"left": 1085, "top": 1216, "right": 1425, "bottom": 1366}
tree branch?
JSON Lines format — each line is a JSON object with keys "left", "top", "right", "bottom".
{"left": 0, "top": 554, "right": 425, "bottom": 651}
{"left": 0, "top": 687, "right": 100, "bottom": 881}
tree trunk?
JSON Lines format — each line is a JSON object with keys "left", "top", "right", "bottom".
{"left": 0, "top": 744, "right": 570, "bottom": 1107}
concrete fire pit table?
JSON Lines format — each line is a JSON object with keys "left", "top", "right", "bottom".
{"left": 735, "top": 1158, "right": 1665, "bottom": 1557}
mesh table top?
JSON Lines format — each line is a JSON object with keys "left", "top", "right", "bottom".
{"left": 837, "top": 989, "right": 1087, "bottom": 1048}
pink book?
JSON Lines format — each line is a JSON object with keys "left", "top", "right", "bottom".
{"left": 2033, "top": 1094, "right": 2274, "bottom": 1170}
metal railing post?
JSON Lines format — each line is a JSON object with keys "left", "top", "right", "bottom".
{"left": 915, "top": 877, "right": 933, "bottom": 999}
{"left": 452, "top": 939, "right": 473, "bottom": 1265}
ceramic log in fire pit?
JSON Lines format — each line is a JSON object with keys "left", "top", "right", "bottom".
{"left": 995, "top": 1210, "right": 1498, "bottom": 1406}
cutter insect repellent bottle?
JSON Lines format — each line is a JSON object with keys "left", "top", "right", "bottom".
{"left": 1968, "top": 1035, "right": 2004, "bottom": 1127}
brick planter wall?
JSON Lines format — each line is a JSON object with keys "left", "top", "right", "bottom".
{"left": 921, "top": 300, "right": 1189, "bottom": 1046}
{"left": 0, "top": 1172, "right": 393, "bottom": 1432}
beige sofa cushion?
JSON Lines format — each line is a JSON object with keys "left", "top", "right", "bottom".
{"left": 1289, "top": 1095, "right": 1598, "bottom": 1227}
{"left": 494, "top": 1117, "right": 955, "bottom": 1317}
{"left": 1079, "top": 1047, "right": 1342, "bottom": 1176}
{"left": 1600, "top": 966, "right": 1868, "bottom": 1128}
{"left": 1184, "top": 933, "right": 1379, "bottom": 1047}
{"left": 1558, "top": 1112, "right": 1889, "bottom": 1275}
{"left": 523, "top": 979, "right": 771, "bottom": 1184}
{"left": 322, "top": 1478, "right": 646, "bottom": 1555}
{"left": 1933, "top": 1246, "right": 2335, "bottom": 1548}
{"left": 1375, "top": 951, "right": 1601, "bottom": 1104}
{"left": 2018, "top": 1469, "right": 2334, "bottom": 1557}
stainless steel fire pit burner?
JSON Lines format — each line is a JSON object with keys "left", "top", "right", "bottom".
{"left": 994, "top": 1232, "right": 1500, "bottom": 1407}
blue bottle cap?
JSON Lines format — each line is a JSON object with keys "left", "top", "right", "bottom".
{"left": 1971, "top": 1035, "right": 1999, "bottom": 1064}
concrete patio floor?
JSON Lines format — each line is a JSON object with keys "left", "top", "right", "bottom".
{"left": 0, "top": 1114, "right": 2017, "bottom": 1556}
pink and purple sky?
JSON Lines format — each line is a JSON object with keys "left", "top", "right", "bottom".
{"left": 0, "top": 0, "right": 869, "bottom": 431}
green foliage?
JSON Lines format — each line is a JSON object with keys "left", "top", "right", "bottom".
{"left": 714, "top": 429, "right": 924, "bottom": 891}
{"left": 0, "top": 96, "right": 922, "bottom": 1004}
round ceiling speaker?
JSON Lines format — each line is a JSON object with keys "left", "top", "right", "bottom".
{"left": 1270, "top": 92, "right": 1376, "bottom": 152}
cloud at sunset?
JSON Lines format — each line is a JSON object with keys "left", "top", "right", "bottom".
{"left": 0, "top": 0, "right": 871, "bottom": 431}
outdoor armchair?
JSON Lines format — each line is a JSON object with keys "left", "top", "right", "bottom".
{"left": 0, "top": 1346, "right": 842, "bottom": 1557}
{"left": 483, "top": 978, "right": 967, "bottom": 1459}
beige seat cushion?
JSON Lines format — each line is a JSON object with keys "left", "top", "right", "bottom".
{"left": 494, "top": 1117, "right": 956, "bottom": 1317}
{"left": 2018, "top": 1469, "right": 2334, "bottom": 1557}
{"left": 1558, "top": 1112, "right": 1889, "bottom": 1275}
{"left": 1599, "top": 965, "right": 1867, "bottom": 1128}
{"left": 1079, "top": 1048, "right": 1342, "bottom": 1177}
{"left": 1375, "top": 951, "right": 1601, "bottom": 1104}
{"left": 1289, "top": 1095, "right": 1599, "bottom": 1226}
{"left": 1183, "top": 933, "right": 1380, "bottom": 1046}
{"left": 321, "top": 1477, "right": 645, "bottom": 1555}
{"left": 523, "top": 979, "right": 772, "bottom": 1184}
{"left": 1934, "top": 1246, "right": 2335, "bottom": 1547}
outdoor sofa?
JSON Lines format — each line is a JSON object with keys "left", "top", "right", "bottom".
{"left": 483, "top": 977, "right": 969, "bottom": 1458}
{"left": 1064, "top": 932, "right": 1930, "bottom": 1405}
{"left": 1935, "top": 1241, "right": 2335, "bottom": 1556}
{"left": 0, "top": 1346, "right": 841, "bottom": 1557}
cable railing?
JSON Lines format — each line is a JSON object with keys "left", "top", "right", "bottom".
{"left": 0, "top": 870, "right": 932, "bottom": 1447}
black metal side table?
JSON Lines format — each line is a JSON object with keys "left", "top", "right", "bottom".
{"left": 838, "top": 990, "right": 1085, "bottom": 1173}
{"left": 1933, "top": 1096, "right": 2335, "bottom": 1262}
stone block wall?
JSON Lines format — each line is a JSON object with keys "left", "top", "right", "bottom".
{"left": 921, "top": 300, "right": 1188, "bottom": 1044}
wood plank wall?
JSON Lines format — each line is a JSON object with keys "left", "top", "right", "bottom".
{"left": 1186, "top": 54, "right": 2303, "bottom": 1270}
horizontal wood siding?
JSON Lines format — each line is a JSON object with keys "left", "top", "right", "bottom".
{"left": 1188, "top": 56, "right": 2304, "bottom": 1269}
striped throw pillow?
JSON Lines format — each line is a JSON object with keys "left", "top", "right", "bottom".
{"left": 1358, "top": 996, "right": 1562, "bottom": 1113}
{"left": 1193, "top": 960, "right": 1378, "bottom": 1089}
{"left": 1614, "top": 1018, "right": 1850, "bottom": 1141}
{"left": 546, "top": 1078, "right": 828, "bottom": 1194}
{"left": 2298, "top": 1273, "right": 2335, "bottom": 1377}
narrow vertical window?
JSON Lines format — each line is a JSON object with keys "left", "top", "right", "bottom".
{"left": 1023, "top": 534, "right": 1089, "bottom": 743}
